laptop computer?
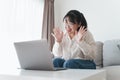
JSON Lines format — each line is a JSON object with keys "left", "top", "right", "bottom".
{"left": 14, "top": 39, "right": 66, "bottom": 71}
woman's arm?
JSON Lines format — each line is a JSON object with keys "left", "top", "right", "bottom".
{"left": 52, "top": 41, "right": 63, "bottom": 57}
{"left": 77, "top": 31, "right": 96, "bottom": 60}
{"left": 52, "top": 27, "right": 64, "bottom": 57}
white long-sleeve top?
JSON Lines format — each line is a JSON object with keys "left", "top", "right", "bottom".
{"left": 52, "top": 30, "right": 96, "bottom": 60}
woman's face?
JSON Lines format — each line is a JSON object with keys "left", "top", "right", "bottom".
{"left": 64, "top": 17, "right": 79, "bottom": 34}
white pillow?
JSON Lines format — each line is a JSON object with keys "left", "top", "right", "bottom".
{"left": 103, "top": 39, "right": 120, "bottom": 67}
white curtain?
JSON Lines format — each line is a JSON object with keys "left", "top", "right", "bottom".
{"left": 0, "top": 0, "right": 44, "bottom": 70}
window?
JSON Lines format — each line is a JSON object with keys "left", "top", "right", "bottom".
{"left": 0, "top": 0, "right": 44, "bottom": 70}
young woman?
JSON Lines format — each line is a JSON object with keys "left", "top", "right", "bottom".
{"left": 52, "top": 10, "right": 96, "bottom": 69}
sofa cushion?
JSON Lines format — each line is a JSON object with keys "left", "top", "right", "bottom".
{"left": 103, "top": 39, "right": 120, "bottom": 67}
{"left": 94, "top": 41, "right": 103, "bottom": 67}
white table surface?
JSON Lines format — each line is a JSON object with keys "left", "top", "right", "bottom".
{"left": 0, "top": 68, "right": 106, "bottom": 80}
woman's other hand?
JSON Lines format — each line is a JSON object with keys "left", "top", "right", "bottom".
{"left": 76, "top": 26, "right": 87, "bottom": 42}
{"left": 52, "top": 27, "right": 63, "bottom": 43}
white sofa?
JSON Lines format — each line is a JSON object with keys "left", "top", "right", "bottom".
{"left": 95, "top": 40, "right": 120, "bottom": 80}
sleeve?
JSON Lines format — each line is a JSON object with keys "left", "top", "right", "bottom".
{"left": 52, "top": 41, "right": 63, "bottom": 57}
{"left": 77, "top": 31, "right": 96, "bottom": 60}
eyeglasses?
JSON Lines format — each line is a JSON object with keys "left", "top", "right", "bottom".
{"left": 65, "top": 22, "right": 75, "bottom": 28}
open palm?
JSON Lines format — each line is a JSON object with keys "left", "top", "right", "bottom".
{"left": 77, "top": 26, "right": 87, "bottom": 42}
{"left": 52, "top": 27, "right": 63, "bottom": 43}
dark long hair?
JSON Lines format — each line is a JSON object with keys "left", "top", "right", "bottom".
{"left": 63, "top": 10, "right": 87, "bottom": 31}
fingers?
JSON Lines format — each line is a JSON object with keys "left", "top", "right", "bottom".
{"left": 53, "top": 27, "right": 62, "bottom": 35}
{"left": 79, "top": 26, "right": 87, "bottom": 31}
{"left": 53, "top": 27, "right": 61, "bottom": 32}
{"left": 52, "top": 27, "right": 63, "bottom": 40}
{"left": 79, "top": 26, "right": 84, "bottom": 31}
{"left": 79, "top": 26, "right": 87, "bottom": 33}
{"left": 51, "top": 33, "right": 55, "bottom": 38}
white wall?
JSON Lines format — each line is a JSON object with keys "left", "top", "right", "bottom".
{"left": 55, "top": 0, "right": 120, "bottom": 42}
{"left": 0, "top": 0, "right": 43, "bottom": 70}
